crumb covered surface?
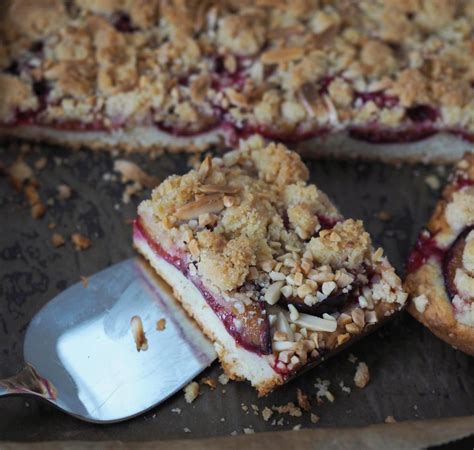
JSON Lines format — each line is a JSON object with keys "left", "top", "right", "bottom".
{"left": 137, "top": 137, "right": 407, "bottom": 378}
{"left": 2, "top": 0, "right": 474, "bottom": 143}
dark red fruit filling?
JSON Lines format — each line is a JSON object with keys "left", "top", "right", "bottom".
{"left": 443, "top": 226, "right": 473, "bottom": 301}
{"left": 280, "top": 291, "right": 353, "bottom": 316}
{"left": 113, "top": 13, "right": 137, "bottom": 33}
{"left": 134, "top": 218, "right": 271, "bottom": 355}
{"left": 355, "top": 91, "right": 399, "bottom": 109}
{"left": 406, "top": 105, "right": 439, "bottom": 123}
{"left": 407, "top": 230, "right": 444, "bottom": 274}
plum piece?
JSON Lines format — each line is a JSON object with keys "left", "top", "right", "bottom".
{"left": 280, "top": 291, "right": 352, "bottom": 316}
{"left": 443, "top": 227, "right": 473, "bottom": 300}
{"left": 200, "top": 287, "right": 271, "bottom": 354}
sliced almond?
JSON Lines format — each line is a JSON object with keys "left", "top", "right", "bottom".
{"left": 261, "top": 47, "right": 304, "bottom": 65}
{"left": 131, "top": 315, "right": 148, "bottom": 352}
{"left": 288, "top": 311, "right": 338, "bottom": 333}
{"left": 113, "top": 159, "right": 159, "bottom": 188}
{"left": 198, "top": 184, "right": 240, "bottom": 194}
{"left": 174, "top": 194, "right": 224, "bottom": 220}
{"left": 198, "top": 156, "right": 212, "bottom": 180}
{"left": 264, "top": 281, "right": 284, "bottom": 305}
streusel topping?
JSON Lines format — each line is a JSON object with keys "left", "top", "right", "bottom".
{"left": 2, "top": 0, "right": 474, "bottom": 136}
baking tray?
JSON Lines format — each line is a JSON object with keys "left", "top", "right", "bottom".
{"left": 0, "top": 141, "right": 473, "bottom": 442}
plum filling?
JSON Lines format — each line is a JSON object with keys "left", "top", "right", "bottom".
{"left": 443, "top": 226, "right": 474, "bottom": 301}
{"left": 407, "top": 230, "right": 444, "bottom": 274}
{"left": 134, "top": 218, "right": 271, "bottom": 355}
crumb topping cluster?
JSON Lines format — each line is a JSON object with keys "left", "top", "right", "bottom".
{"left": 138, "top": 136, "right": 407, "bottom": 367}
{"left": 2, "top": 0, "right": 474, "bottom": 135}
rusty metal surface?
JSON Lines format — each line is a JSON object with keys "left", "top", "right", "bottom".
{"left": 0, "top": 143, "right": 472, "bottom": 441}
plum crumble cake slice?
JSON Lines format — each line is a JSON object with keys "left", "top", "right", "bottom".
{"left": 405, "top": 154, "right": 474, "bottom": 356}
{"left": 1, "top": 0, "right": 474, "bottom": 160}
{"left": 133, "top": 136, "right": 407, "bottom": 394}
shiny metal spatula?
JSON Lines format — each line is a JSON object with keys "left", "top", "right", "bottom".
{"left": 0, "top": 258, "right": 217, "bottom": 423}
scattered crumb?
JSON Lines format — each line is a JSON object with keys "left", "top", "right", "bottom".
{"left": 113, "top": 159, "right": 159, "bottom": 188}
{"left": 310, "top": 413, "right": 320, "bottom": 424}
{"left": 241, "top": 404, "right": 249, "bottom": 412}
{"left": 251, "top": 404, "right": 259, "bottom": 412}
{"left": 7, "top": 159, "right": 34, "bottom": 190}
{"left": 425, "top": 174, "right": 440, "bottom": 190}
{"left": 183, "top": 428, "right": 191, "bottom": 433}
{"left": 130, "top": 315, "right": 148, "bottom": 352}
{"left": 354, "top": 362, "right": 370, "bottom": 389}
{"left": 339, "top": 380, "right": 351, "bottom": 394}
{"left": 184, "top": 381, "right": 200, "bottom": 403}
{"left": 348, "top": 353, "right": 358, "bottom": 364}
{"left": 71, "top": 233, "right": 92, "bottom": 251}
{"left": 243, "top": 427, "right": 254, "bottom": 434}
{"left": 272, "top": 402, "right": 302, "bottom": 417}
{"left": 156, "top": 318, "right": 166, "bottom": 331}
{"left": 80, "top": 276, "right": 89, "bottom": 288}
{"left": 220, "top": 417, "right": 225, "bottom": 422}
{"left": 292, "top": 424, "right": 302, "bottom": 431}
{"left": 48, "top": 222, "right": 56, "bottom": 229}
{"left": 277, "top": 418, "right": 284, "bottom": 426}
{"left": 51, "top": 233, "right": 65, "bottom": 248}
{"left": 230, "top": 431, "right": 237, "bottom": 436}
{"left": 385, "top": 415, "right": 397, "bottom": 424}
{"left": 218, "top": 373, "right": 229, "bottom": 385}
{"left": 296, "top": 388, "right": 311, "bottom": 412}
{"left": 57, "top": 184, "right": 72, "bottom": 200}
{"left": 376, "top": 210, "right": 392, "bottom": 222}
{"left": 262, "top": 407, "right": 273, "bottom": 422}
{"left": 171, "top": 408, "right": 181, "bottom": 414}
{"left": 314, "top": 378, "right": 334, "bottom": 403}
{"left": 31, "top": 202, "right": 46, "bottom": 219}
{"left": 122, "top": 182, "right": 142, "bottom": 204}
{"left": 200, "top": 377, "right": 217, "bottom": 390}
{"left": 34, "top": 157, "right": 48, "bottom": 170}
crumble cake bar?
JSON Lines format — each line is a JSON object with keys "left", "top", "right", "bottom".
{"left": 405, "top": 154, "right": 474, "bottom": 355}
{"left": 1, "top": 0, "right": 474, "bottom": 160}
{"left": 133, "top": 136, "right": 407, "bottom": 394}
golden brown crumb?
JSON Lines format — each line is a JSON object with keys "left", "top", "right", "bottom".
{"left": 130, "top": 315, "right": 148, "bottom": 352}
{"left": 184, "top": 381, "right": 200, "bottom": 403}
{"left": 80, "top": 275, "right": 89, "bottom": 288}
{"left": 31, "top": 202, "right": 46, "bottom": 219}
{"left": 272, "top": 402, "right": 302, "bottom": 417}
{"left": 354, "top": 362, "right": 370, "bottom": 388}
{"left": 310, "top": 413, "right": 320, "bottom": 424}
{"left": 71, "top": 233, "right": 92, "bottom": 251}
{"left": 200, "top": 377, "right": 217, "bottom": 390}
{"left": 48, "top": 222, "right": 56, "bottom": 229}
{"left": 296, "top": 388, "right": 311, "bottom": 412}
{"left": 51, "top": 233, "right": 65, "bottom": 248}
{"left": 385, "top": 415, "right": 397, "bottom": 424}
{"left": 156, "top": 318, "right": 166, "bottom": 331}
{"left": 262, "top": 407, "right": 273, "bottom": 422}
{"left": 7, "top": 160, "right": 34, "bottom": 191}
{"left": 114, "top": 159, "right": 159, "bottom": 188}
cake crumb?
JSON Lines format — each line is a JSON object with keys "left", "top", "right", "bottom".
{"left": 171, "top": 408, "right": 181, "bottom": 414}
{"left": 218, "top": 373, "right": 229, "bottom": 385}
{"left": 272, "top": 402, "right": 302, "bottom": 417}
{"left": 51, "top": 233, "right": 65, "bottom": 248}
{"left": 183, "top": 427, "right": 191, "bottom": 433}
{"left": 243, "top": 427, "right": 254, "bottom": 434}
{"left": 262, "top": 406, "right": 273, "bottom": 422}
{"left": 156, "top": 318, "right": 166, "bottom": 331}
{"left": 80, "top": 276, "right": 89, "bottom": 288}
{"left": 385, "top": 415, "right": 397, "bottom": 424}
{"left": 296, "top": 388, "right": 311, "bottom": 412}
{"left": 184, "top": 381, "right": 200, "bottom": 403}
{"left": 113, "top": 159, "right": 159, "bottom": 188}
{"left": 339, "top": 380, "right": 351, "bottom": 394}
{"left": 376, "top": 210, "right": 392, "bottom": 222}
{"left": 310, "top": 413, "right": 320, "bottom": 424}
{"left": 200, "top": 377, "right": 217, "bottom": 390}
{"left": 354, "top": 362, "right": 370, "bottom": 388}
{"left": 348, "top": 353, "right": 358, "bottom": 364}
{"left": 241, "top": 404, "right": 249, "bottom": 412}
{"left": 292, "top": 424, "right": 302, "bottom": 431}
{"left": 413, "top": 294, "right": 428, "bottom": 313}
{"left": 71, "top": 233, "right": 92, "bottom": 251}
{"left": 425, "top": 175, "right": 440, "bottom": 190}
{"left": 34, "top": 157, "right": 48, "bottom": 170}
{"left": 57, "top": 184, "right": 72, "bottom": 200}
{"left": 314, "top": 378, "right": 334, "bottom": 402}
{"left": 130, "top": 315, "right": 148, "bottom": 352}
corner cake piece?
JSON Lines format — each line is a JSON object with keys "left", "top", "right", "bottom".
{"left": 133, "top": 136, "right": 407, "bottom": 394}
{"left": 405, "top": 154, "right": 474, "bottom": 355}
{"left": 1, "top": 0, "right": 474, "bottom": 160}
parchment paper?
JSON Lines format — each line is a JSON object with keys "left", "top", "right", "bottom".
{"left": 0, "top": 141, "right": 472, "bottom": 445}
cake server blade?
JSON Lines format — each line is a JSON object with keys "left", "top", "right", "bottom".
{"left": 0, "top": 257, "right": 217, "bottom": 423}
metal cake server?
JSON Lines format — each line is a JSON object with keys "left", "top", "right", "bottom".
{"left": 0, "top": 258, "right": 216, "bottom": 423}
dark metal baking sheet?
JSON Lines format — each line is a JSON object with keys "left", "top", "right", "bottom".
{"left": 0, "top": 142, "right": 472, "bottom": 442}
